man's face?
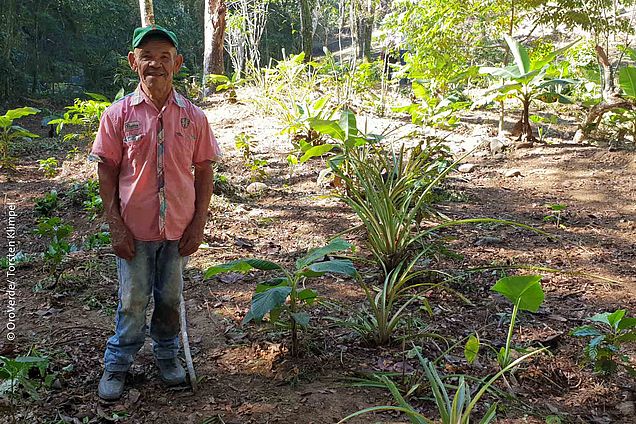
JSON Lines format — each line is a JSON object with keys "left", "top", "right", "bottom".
{"left": 128, "top": 37, "right": 183, "bottom": 94}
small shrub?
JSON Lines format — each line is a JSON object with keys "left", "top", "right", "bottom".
{"left": 34, "top": 190, "right": 59, "bottom": 217}
{"left": 571, "top": 309, "right": 636, "bottom": 375}
{"left": 205, "top": 238, "right": 357, "bottom": 357}
{"left": 0, "top": 107, "right": 40, "bottom": 170}
{"left": 34, "top": 217, "right": 74, "bottom": 286}
{"left": 235, "top": 132, "right": 267, "bottom": 182}
{"left": 38, "top": 157, "right": 59, "bottom": 178}
{"left": 0, "top": 354, "right": 50, "bottom": 423}
{"left": 83, "top": 231, "right": 111, "bottom": 250}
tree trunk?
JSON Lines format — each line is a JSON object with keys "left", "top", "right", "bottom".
{"left": 574, "top": 45, "right": 633, "bottom": 143}
{"left": 139, "top": 0, "right": 156, "bottom": 27}
{"left": 300, "top": 0, "right": 313, "bottom": 60}
{"left": 350, "top": 0, "right": 374, "bottom": 60}
{"left": 203, "top": 0, "right": 227, "bottom": 96}
{"left": 520, "top": 96, "right": 536, "bottom": 144}
{"left": 2, "top": 0, "right": 16, "bottom": 99}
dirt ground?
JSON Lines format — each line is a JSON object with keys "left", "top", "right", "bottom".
{"left": 1, "top": 90, "right": 635, "bottom": 424}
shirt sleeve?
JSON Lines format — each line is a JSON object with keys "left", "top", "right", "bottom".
{"left": 193, "top": 110, "right": 221, "bottom": 164}
{"left": 90, "top": 109, "right": 123, "bottom": 166}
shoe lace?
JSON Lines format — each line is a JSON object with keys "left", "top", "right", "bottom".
{"left": 107, "top": 372, "right": 125, "bottom": 382}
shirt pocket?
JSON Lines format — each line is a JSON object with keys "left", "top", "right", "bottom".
{"left": 123, "top": 130, "right": 149, "bottom": 163}
{"left": 174, "top": 128, "right": 196, "bottom": 163}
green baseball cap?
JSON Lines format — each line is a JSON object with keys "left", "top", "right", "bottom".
{"left": 131, "top": 25, "right": 179, "bottom": 49}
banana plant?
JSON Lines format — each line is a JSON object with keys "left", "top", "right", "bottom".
{"left": 0, "top": 107, "right": 40, "bottom": 170}
{"left": 479, "top": 35, "right": 578, "bottom": 144}
{"left": 204, "top": 238, "right": 357, "bottom": 357}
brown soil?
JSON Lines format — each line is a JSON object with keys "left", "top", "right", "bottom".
{"left": 1, "top": 92, "right": 635, "bottom": 424}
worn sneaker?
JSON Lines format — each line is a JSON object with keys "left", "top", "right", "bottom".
{"left": 98, "top": 370, "right": 126, "bottom": 400}
{"left": 156, "top": 358, "right": 186, "bottom": 386}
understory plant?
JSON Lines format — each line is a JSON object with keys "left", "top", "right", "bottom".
{"left": 571, "top": 309, "right": 636, "bottom": 375}
{"left": 339, "top": 346, "right": 544, "bottom": 424}
{"left": 0, "top": 354, "right": 50, "bottom": 424}
{"left": 479, "top": 35, "right": 578, "bottom": 143}
{"left": 34, "top": 217, "right": 74, "bottom": 286}
{"left": 281, "top": 96, "right": 339, "bottom": 158}
{"left": 204, "top": 238, "right": 357, "bottom": 356}
{"left": 394, "top": 80, "right": 470, "bottom": 129}
{"left": 34, "top": 190, "right": 59, "bottom": 216}
{"left": 49, "top": 91, "right": 120, "bottom": 144}
{"left": 207, "top": 72, "right": 244, "bottom": 101}
{"left": 235, "top": 132, "right": 267, "bottom": 182}
{"left": 0, "top": 107, "right": 40, "bottom": 170}
{"left": 350, "top": 253, "right": 432, "bottom": 345}
{"left": 491, "top": 275, "right": 544, "bottom": 369}
{"left": 38, "top": 157, "right": 59, "bottom": 178}
{"left": 327, "top": 124, "right": 544, "bottom": 345}
{"left": 82, "top": 178, "right": 103, "bottom": 221}
{"left": 330, "top": 141, "right": 454, "bottom": 273}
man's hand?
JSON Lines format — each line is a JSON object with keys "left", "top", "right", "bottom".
{"left": 110, "top": 221, "right": 136, "bottom": 260}
{"left": 178, "top": 219, "right": 205, "bottom": 257}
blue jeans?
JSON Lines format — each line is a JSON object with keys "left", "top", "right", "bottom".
{"left": 103, "top": 240, "right": 186, "bottom": 372}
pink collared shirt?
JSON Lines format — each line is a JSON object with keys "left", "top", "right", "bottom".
{"left": 91, "top": 86, "right": 221, "bottom": 241}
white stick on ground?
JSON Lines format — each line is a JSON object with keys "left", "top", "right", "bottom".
{"left": 179, "top": 295, "right": 197, "bottom": 393}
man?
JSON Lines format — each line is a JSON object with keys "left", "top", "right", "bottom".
{"left": 90, "top": 25, "right": 220, "bottom": 400}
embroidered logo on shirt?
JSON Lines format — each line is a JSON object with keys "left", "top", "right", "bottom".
{"left": 125, "top": 121, "right": 140, "bottom": 131}
{"left": 181, "top": 117, "right": 190, "bottom": 129}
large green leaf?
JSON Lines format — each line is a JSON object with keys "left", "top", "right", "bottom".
{"left": 85, "top": 92, "right": 109, "bottom": 102}
{"left": 114, "top": 88, "right": 125, "bottom": 101}
{"left": 3, "top": 107, "right": 40, "bottom": 121}
{"left": 619, "top": 67, "right": 636, "bottom": 98}
{"left": 308, "top": 118, "right": 345, "bottom": 142}
{"left": 204, "top": 258, "right": 282, "bottom": 279}
{"left": 339, "top": 109, "right": 358, "bottom": 142}
{"left": 504, "top": 34, "right": 530, "bottom": 75}
{"left": 615, "top": 332, "right": 636, "bottom": 343}
{"left": 303, "top": 259, "right": 358, "bottom": 278}
{"left": 491, "top": 275, "right": 544, "bottom": 312}
{"left": 243, "top": 286, "right": 292, "bottom": 324}
{"left": 291, "top": 312, "right": 310, "bottom": 327}
{"left": 532, "top": 38, "right": 580, "bottom": 71}
{"left": 412, "top": 81, "right": 429, "bottom": 99}
{"left": 479, "top": 66, "right": 520, "bottom": 79}
{"left": 10, "top": 125, "right": 40, "bottom": 139}
{"left": 607, "top": 309, "right": 626, "bottom": 330}
{"left": 464, "top": 334, "right": 480, "bottom": 364}
{"left": 487, "top": 81, "right": 523, "bottom": 95}
{"left": 618, "top": 316, "right": 636, "bottom": 331}
{"left": 297, "top": 288, "right": 318, "bottom": 305}
{"left": 296, "top": 238, "right": 352, "bottom": 269}
{"left": 571, "top": 325, "right": 602, "bottom": 337}
{"left": 299, "top": 144, "right": 335, "bottom": 163}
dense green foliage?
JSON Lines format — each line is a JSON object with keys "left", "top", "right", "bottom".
{"left": 0, "top": 0, "right": 337, "bottom": 103}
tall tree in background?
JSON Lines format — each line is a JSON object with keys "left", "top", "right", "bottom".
{"left": 1, "top": 0, "right": 17, "bottom": 100}
{"left": 203, "top": 0, "right": 227, "bottom": 95}
{"left": 225, "top": 0, "right": 269, "bottom": 76}
{"left": 299, "top": 0, "right": 314, "bottom": 60}
{"left": 350, "top": 0, "right": 375, "bottom": 60}
{"left": 139, "top": 0, "right": 156, "bottom": 26}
